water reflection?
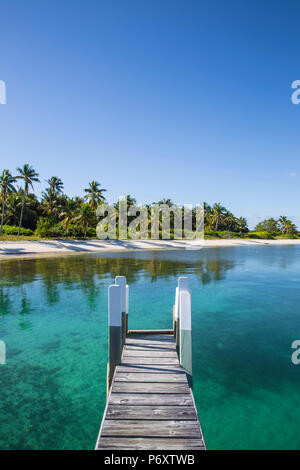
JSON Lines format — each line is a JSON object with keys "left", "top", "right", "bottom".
{"left": 0, "top": 252, "right": 236, "bottom": 311}
{"left": 0, "top": 245, "right": 298, "bottom": 315}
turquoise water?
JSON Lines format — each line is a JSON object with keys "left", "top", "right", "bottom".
{"left": 0, "top": 246, "right": 300, "bottom": 449}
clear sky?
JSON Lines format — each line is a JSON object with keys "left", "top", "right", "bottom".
{"left": 1, "top": 0, "right": 300, "bottom": 228}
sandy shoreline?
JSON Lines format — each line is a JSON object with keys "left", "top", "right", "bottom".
{"left": 0, "top": 238, "right": 300, "bottom": 259}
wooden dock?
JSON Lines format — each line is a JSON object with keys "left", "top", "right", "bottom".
{"left": 95, "top": 277, "right": 206, "bottom": 451}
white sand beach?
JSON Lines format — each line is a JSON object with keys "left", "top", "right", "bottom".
{"left": 0, "top": 238, "right": 300, "bottom": 258}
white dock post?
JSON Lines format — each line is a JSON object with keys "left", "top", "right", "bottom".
{"left": 174, "top": 287, "right": 179, "bottom": 348}
{"left": 176, "top": 277, "right": 189, "bottom": 355}
{"left": 115, "top": 276, "right": 127, "bottom": 347}
{"left": 125, "top": 284, "right": 129, "bottom": 336}
{"left": 178, "top": 279, "right": 192, "bottom": 388}
{"left": 107, "top": 284, "right": 122, "bottom": 394}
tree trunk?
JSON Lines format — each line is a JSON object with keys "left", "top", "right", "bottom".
{"left": 84, "top": 223, "right": 88, "bottom": 238}
{"left": 18, "top": 191, "right": 25, "bottom": 236}
{"left": 0, "top": 199, "right": 5, "bottom": 236}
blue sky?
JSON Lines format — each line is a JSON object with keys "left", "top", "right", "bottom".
{"left": 1, "top": 0, "right": 300, "bottom": 228}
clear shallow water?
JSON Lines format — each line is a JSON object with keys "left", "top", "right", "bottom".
{"left": 0, "top": 246, "right": 300, "bottom": 449}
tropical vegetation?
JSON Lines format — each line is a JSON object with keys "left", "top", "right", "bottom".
{"left": 0, "top": 165, "right": 298, "bottom": 240}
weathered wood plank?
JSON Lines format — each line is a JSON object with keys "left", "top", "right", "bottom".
{"left": 128, "top": 330, "right": 174, "bottom": 336}
{"left": 126, "top": 335, "right": 175, "bottom": 343}
{"left": 126, "top": 336, "right": 175, "bottom": 344}
{"left": 101, "top": 420, "right": 200, "bottom": 438}
{"left": 112, "top": 382, "right": 190, "bottom": 394}
{"left": 115, "top": 365, "right": 183, "bottom": 374}
{"left": 114, "top": 372, "right": 187, "bottom": 383}
{"left": 96, "top": 329, "right": 205, "bottom": 451}
{"left": 124, "top": 343, "right": 176, "bottom": 350}
{"left": 123, "top": 349, "right": 178, "bottom": 358}
{"left": 109, "top": 393, "right": 194, "bottom": 406}
{"left": 125, "top": 343, "right": 176, "bottom": 350}
{"left": 106, "top": 405, "right": 197, "bottom": 420}
{"left": 122, "top": 357, "right": 179, "bottom": 365}
{"left": 97, "top": 438, "right": 205, "bottom": 450}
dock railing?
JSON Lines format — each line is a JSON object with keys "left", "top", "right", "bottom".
{"left": 98, "top": 275, "right": 203, "bottom": 451}
{"left": 108, "top": 275, "right": 192, "bottom": 394}
{"left": 107, "top": 276, "right": 129, "bottom": 394}
{"left": 173, "top": 276, "right": 192, "bottom": 387}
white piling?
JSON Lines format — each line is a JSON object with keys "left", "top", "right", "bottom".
{"left": 126, "top": 284, "right": 129, "bottom": 335}
{"left": 115, "top": 276, "right": 127, "bottom": 346}
{"left": 175, "top": 277, "right": 190, "bottom": 353}
{"left": 178, "top": 279, "right": 192, "bottom": 387}
{"left": 107, "top": 284, "right": 122, "bottom": 393}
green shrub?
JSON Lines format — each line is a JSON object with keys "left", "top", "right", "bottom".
{"left": 246, "top": 231, "right": 273, "bottom": 239}
{"left": 215, "top": 231, "right": 242, "bottom": 239}
{"left": 65, "top": 224, "right": 84, "bottom": 238}
{"left": 276, "top": 233, "right": 299, "bottom": 239}
{"left": 204, "top": 229, "right": 219, "bottom": 238}
{"left": 35, "top": 217, "right": 58, "bottom": 237}
{"left": 1, "top": 225, "right": 34, "bottom": 236}
{"left": 254, "top": 218, "right": 279, "bottom": 235}
{"left": 86, "top": 226, "right": 96, "bottom": 238}
{"left": 204, "top": 230, "right": 243, "bottom": 239}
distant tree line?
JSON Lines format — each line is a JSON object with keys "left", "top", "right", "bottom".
{"left": 0, "top": 165, "right": 298, "bottom": 238}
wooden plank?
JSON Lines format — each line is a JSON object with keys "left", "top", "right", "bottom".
{"left": 96, "top": 325, "right": 205, "bottom": 451}
{"left": 129, "top": 337, "right": 173, "bottom": 345}
{"left": 109, "top": 393, "right": 194, "bottom": 406}
{"left": 112, "top": 382, "right": 190, "bottom": 394}
{"left": 101, "top": 420, "right": 200, "bottom": 438}
{"left": 106, "top": 405, "right": 197, "bottom": 420}
{"left": 126, "top": 337, "right": 176, "bottom": 345}
{"left": 123, "top": 350, "right": 177, "bottom": 358}
{"left": 122, "top": 357, "right": 179, "bottom": 365}
{"left": 126, "top": 335, "right": 175, "bottom": 343}
{"left": 128, "top": 330, "right": 174, "bottom": 336}
{"left": 125, "top": 343, "right": 176, "bottom": 350}
{"left": 115, "top": 365, "right": 183, "bottom": 374}
{"left": 114, "top": 372, "right": 188, "bottom": 383}
{"left": 97, "top": 437, "right": 205, "bottom": 450}
{"left": 190, "top": 387, "right": 206, "bottom": 449}
{"left": 125, "top": 343, "right": 176, "bottom": 348}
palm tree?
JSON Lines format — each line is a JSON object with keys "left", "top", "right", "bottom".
{"left": 5, "top": 188, "right": 39, "bottom": 230}
{"left": 156, "top": 198, "right": 174, "bottom": 207}
{"left": 113, "top": 195, "right": 137, "bottom": 221}
{"left": 236, "top": 217, "right": 248, "bottom": 233}
{"left": 74, "top": 203, "right": 95, "bottom": 238}
{"left": 84, "top": 181, "right": 106, "bottom": 210}
{"left": 224, "top": 211, "right": 237, "bottom": 231}
{"left": 284, "top": 221, "right": 297, "bottom": 235}
{"left": 211, "top": 203, "right": 226, "bottom": 231}
{"left": 41, "top": 189, "right": 56, "bottom": 217}
{"left": 278, "top": 215, "right": 297, "bottom": 235}
{"left": 41, "top": 189, "right": 64, "bottom": 220}
{"left": 74, "top": 196, "right": 84, "bottom": 206}
{"left": 0, "top": 169, "right": 16, "bottom": 235}
{"left": 125, "top": 194, "right": 136, "bottom": 207}
{"left": 203, "top": 202, "right": 212, "bottom": 227}
{"left": 5, "top": 190, "right": 23, "bottom": 226}
{"left": 16, "top": 164, "right": 40, "bottom": 235}
{"left": 46, "top": 176, "right": 64, "bottom": 195}
{"left": 58, "top": 198, "right": 77, "bottom": 234}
